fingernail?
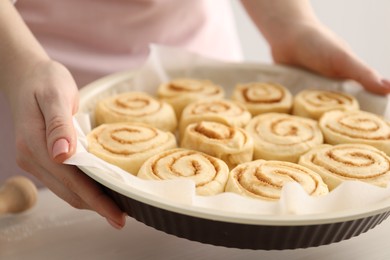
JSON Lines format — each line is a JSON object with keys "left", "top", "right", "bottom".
{"left": 52, "top": 138, "right": 69, "bottom": 158}
{"left": 106, "top": 217, "right": 124, "bottom": 230}
{"left": 381, "top": 79, "right": 390, "bottom": 88}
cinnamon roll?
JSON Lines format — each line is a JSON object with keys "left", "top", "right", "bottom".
{"left": 87, "top": 123, "right": 177, "bottom": 175}
{"left": 179, "top": 99, "right": 252, "bottom": 137}
{"left": 299, "top": 143, "right": 390, "bottom": 189}
{"left": 225, "top": 160, "right": 329, "bottom": 201}
{"left": 292, "top": 89, "right": 359, "bottom": 120}
{"left": 157, "top": 78, "right": 224, "bottom": 118}
{"left": 95, "top": 91, "right": 177, "bottom": 132}
{"left": 181, "top": 121, "right": 254, "bottom": 169}
{"left": 319, "top": 110, "right": 390, "bottom": 155}
{"left": 137, "top": 148, "right": 230, "bottom": 196}
{"left": 245, "top": 113, "right": 324, "bottom": 162}
{"left": 231, "top": 82, "right": 293, "bottom": 115}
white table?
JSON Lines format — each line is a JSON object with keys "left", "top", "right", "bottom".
{"left": 1, "top": 189, "right": 390, "bottom": 260}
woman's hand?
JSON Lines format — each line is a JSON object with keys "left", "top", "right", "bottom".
{"left": 269, "top": 21, "right": 390, "bottom": 95}
{"left": 0, "top": 0, "right": 126, "bottom": 229}
{"left": 7, "top": 59, "right": 126, "bottom": 229}
{"left": 241, "top": 0, "right": 390, "bottom": 95}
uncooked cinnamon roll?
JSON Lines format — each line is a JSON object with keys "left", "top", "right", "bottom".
{"left": 319, "top": 110, "right": 390, "bottom": 155}
{"left": 231, "top": 82, "right": 293, "bottom": 115}
{"left": 157, "top": 78, "right": 224, "bottom": 118}
{"left": 137, "top": 148, "right": 229, "bottom": 196}
{"left": 225, "top": 160, "right": 329, "bottom": 201}
{"left": 181, "top": 121, "right": 254, "bottom": 169}
{"left": 87, "top": 123, "right": 177, "bottom": 175}
{"left": 94, "top": 92, "right": 177, "bottom": 132}
{"left": 292, "top": 89, "right": 359, "bottom": 120}
{"left": 245, "top": 113, "right": 323, "bottom": 162}
{"left": 299, "top": 143, "right": 390, "bottom": 189}
{"left": 179, "top": 99, "right": 252, "bottom": 137}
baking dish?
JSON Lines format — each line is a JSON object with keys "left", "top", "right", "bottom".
{"left": 76, "top": 61, "right": 390, "bottom": 250}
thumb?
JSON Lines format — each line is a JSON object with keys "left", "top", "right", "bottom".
{"left": 38, "top": 94, "right": 78, "bottom": 163}
{"left": 47, "top": 113, "right": 77, "bottom": 163}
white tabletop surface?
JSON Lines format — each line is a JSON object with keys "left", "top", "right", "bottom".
{"left": 1, "top": 188, "right": 390, "bottom": 260}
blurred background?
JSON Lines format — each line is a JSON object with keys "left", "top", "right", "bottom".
{"left": 231, "top": 0, "right": 390, "bottom": 77}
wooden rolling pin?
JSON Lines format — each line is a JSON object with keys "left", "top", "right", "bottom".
{"left": 0, "top": 176, "right": 38, "bottom": 215}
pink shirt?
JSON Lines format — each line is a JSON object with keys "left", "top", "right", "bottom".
{"left": 0, "top": 0, "right": 242, "bottom": 184}
{"left": 16, "top": 0, "right": 242, "bottom": 86}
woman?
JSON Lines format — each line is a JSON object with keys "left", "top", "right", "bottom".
{"left": 1, "top": 0, "right": 389, "bottom": 229}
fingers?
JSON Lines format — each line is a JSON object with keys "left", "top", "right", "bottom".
{"left": 11, "top": 60, "right": 126, "bottom": 229}
{"left": 31, "top": 106, "right": 126, "bottom": 228}
{"left": 328, "top": 49, "right": 390, "bottom": 95}
{"left": 58, "top": 166, "right": 127, "bottom": 229}
{"left": 323, "top": 43, "right": 390, "bottom": 95}
{"left": 17, "top": 151, "right": 126, "bottom": 229}
{"left": 271, "top": 23, "right": 390, "bottom": 95}
{"left": 317, "top": 43, "right": 390, "bottom": 95}
{"left": 59, "top": 165, "right": 127, "bottom": 228}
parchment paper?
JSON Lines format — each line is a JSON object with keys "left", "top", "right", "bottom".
{"left": 65, "top": 45, "right": 390, "bottom": 216}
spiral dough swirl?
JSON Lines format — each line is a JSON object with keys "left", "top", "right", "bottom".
{"left": 319, "top": 110, "right": 390, "bottom": 155}
{"left": 299, "top": 143, "right": 390, "bottom": 189}
{"left": 137, "top": 148, "right": 229, "bottom": 196}
{"left": 225, "top": 160, "right": 329, "bottom": 201}
{"left": 157, "top": 78, "right": 225, "bottom": 118}
{"left": 160, "top": 78, "right": 223, "bottom": 96}
{"left": 245, "top": 113, "right": 323, "bottom": 162}
{"left": 181, "top": 121, "right": 254, "bottom": 169}
{"left": 180, "top": 99, "right": 252, "bottom": 136}
{"left": 87, "top": 123, "right": 177, "bottom": 175}
{"left": 292, "top": 89, "right": 359, "bottom": 120}
{"left": 232, "top": 82, "right": 293, "bottom": 115}
{"left": 94, "top": 92, "right": 177, "bottom": 132}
